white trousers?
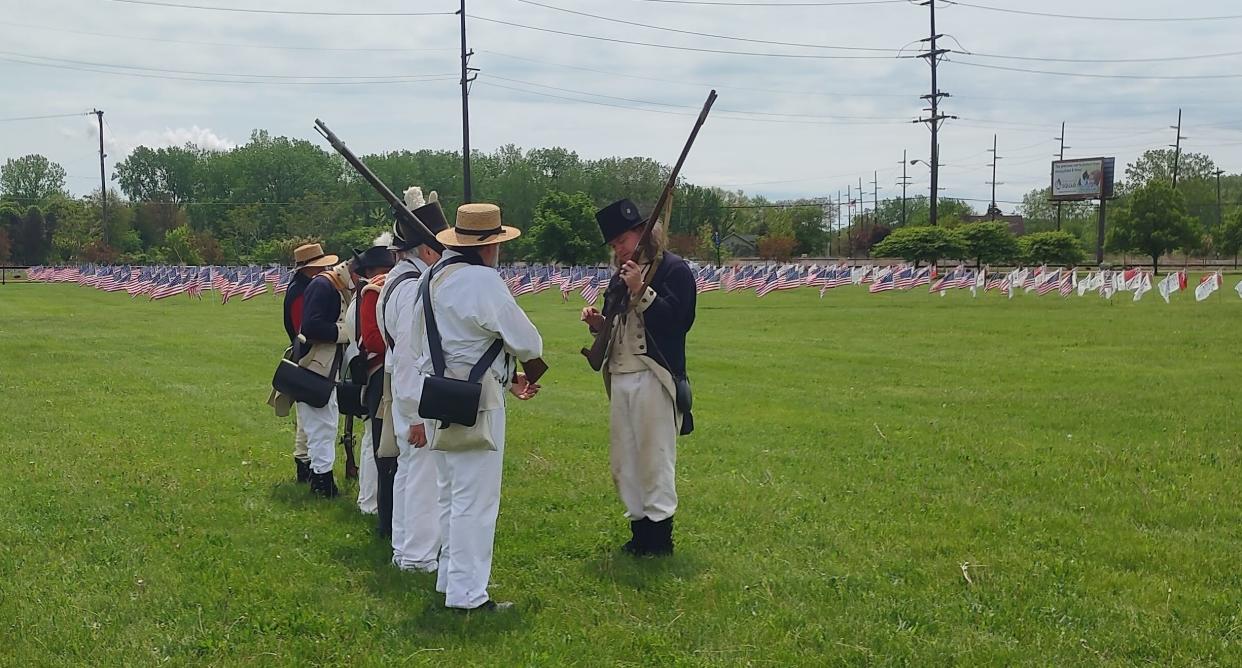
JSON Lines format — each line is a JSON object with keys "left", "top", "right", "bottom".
{"left": 357, "top": 418, "right": 378, "bottom": 514}
{"left": 296, "top": 391, "right": 338, "bottom": 475}
{"left": 292, "top": 405, "right": 309, "bottom": 462}
{"left": 610, "top": 370, "right": 678, "bottom": 522}
{"left": 391, "top": 422, "right": 442, "bottom": 572}
{"left": 434, "top": 408, "right": 506, "bottom": 609}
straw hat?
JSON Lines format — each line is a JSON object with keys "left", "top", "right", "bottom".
{"left": 436, "top": 203, "right": 521, "bottom": 247}
{"left": 292, "top": 243, "right": 338, "bottom": 269}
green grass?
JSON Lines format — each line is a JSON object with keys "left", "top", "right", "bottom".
{"left": 2, "top": 281, "right": 1241, "bottom": 666}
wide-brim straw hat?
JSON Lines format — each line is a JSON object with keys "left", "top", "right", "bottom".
{"left": 293, "top": 243, "right": 338, "bottom": 269}
{"left": 436, "top": 203, "right": 521, "bottom": 248}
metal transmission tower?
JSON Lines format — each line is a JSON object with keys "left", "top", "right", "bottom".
{"left": 914, "top": 0, "right": 955, "bottom": 226}
{"left": 1054, "top": 122, "right": 1070, "bottom": 230}
{"left": 986, "top": 134, "right": 1003, "bottom": 220}
{"left": 1170, "top": 109, "right": 1185, "bottom": 188}
{"left": 458, "top": 0, "right": 480, "bottom": 201}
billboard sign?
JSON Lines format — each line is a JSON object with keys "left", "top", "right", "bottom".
{"left": 1051, "top": 157, "right": 1115, "bottom": 201}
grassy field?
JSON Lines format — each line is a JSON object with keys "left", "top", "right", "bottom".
{"left": 1, "top": 281, "right": 1241, "bottom": 666}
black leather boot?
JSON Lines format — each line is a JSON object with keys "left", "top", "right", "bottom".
{"left": 375, "top": 456, "right": 398, "bottom": 538}
{"left": 622, "top": 518, "right": 649, "bottom": 556}
{"left": 295, "top": 457, "right": 311, "bottom": 484}
{"left": 646, "top": 517, "right": 674, "bottom": 556}
{"left": 309, "top": 471, "right": 339, "bottom": 498}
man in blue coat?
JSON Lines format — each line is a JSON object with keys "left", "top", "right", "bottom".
{"left": 581, "top": 199, "right": 696, "bottom": 557}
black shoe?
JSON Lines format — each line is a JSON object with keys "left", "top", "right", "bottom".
{"left": 457, "top": 599, "right": 513, "bottom": 613}
{"left": 295, "top": 457, "right": 311, "bottom": 484}
{"left": 621, "top": 518, "right": 650, "bottom": 556}
{"left": 309, "top": 471, "right": 339, "bottom": 498}
{"left": 646, "top": 517, "right": 674, "bottom": 557}
{"left": 375, "top": 456, "right": 398, "bottom": 538}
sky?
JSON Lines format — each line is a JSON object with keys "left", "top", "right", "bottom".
{"left": 3, "top": 0, "right": 1242, "bottom": 215}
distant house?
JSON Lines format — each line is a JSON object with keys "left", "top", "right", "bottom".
{"left": 720, "top": 232, "right": 759, "bottom": 257}
{"left": 963, "top": 214, "right": 1026, "bottom": 236}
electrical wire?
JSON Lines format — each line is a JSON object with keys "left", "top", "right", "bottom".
{"left": 0, "top": 55, "right": 458, "bottom": 86}
{"left": 468, "top": 14, "right": 902, "bottom": 59}
{"left": 511, "top": 0, "right": 898, "bottom": 52}
{"left": 628, "top": 0, "right": 905, "bottom": 6}
{"left": 0, "top": 20, "right": 457, "bottom": 53}
{"left": 951, "top": 58, "right": 1242, "bottom": 81}
{"left": 103, "top": 0, "right": 456, "bottom": 17}
{"left": 0, "top": 111, "right": 92, "bottom": 123}
{"left": 944, "top": 1, "right": 1242, "bottom": 23}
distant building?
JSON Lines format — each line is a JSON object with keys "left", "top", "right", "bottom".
{"left": 720, "top": 232, "right": 759, "bottom": 257}
{"left": 963, "top": 214, "right": 1026, "bottom": 236}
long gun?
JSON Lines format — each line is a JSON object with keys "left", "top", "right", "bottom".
{"left": 581, "top": 90, "right": 717, "bottom": 372}
{"left": 315, "top": 119, "right": 549, "bottom": 385}
{"left": 313, "top": 119, "right": 445, "bottom": 254}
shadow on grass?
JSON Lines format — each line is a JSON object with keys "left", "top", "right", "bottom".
{"left": 583, "top": 545, "right": 706, "bottom": 590}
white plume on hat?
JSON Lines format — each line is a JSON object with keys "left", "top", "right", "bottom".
{"left": 403, "top": 186, "right": 425, "bottom": 210}
{"left": 372, "top": 231, "right": 394, "bottom": 248}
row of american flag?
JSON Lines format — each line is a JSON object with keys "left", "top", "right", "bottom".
{"left": 26, "top": 263, "right": 1242, "bottom": 304}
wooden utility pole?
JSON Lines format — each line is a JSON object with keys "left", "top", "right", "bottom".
{"left": 915, "top": 0, "right": 954, "bottom": 226}
{"left": 898, "top": 150, "right": 912, "bottom": 227}
{"left": 93, "top": 109, "right": 107, "bottom": 244}
{"left": 1171, "top": 108, "right": 1184, "bottom": 188}
{"left": 1055, "top": 121, "right": 1068, "bottom": 230}
{"left": 458, "top": 0, "right": 478, "bottom": 201}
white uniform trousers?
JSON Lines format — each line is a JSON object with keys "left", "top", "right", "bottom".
{"left": 296, "top": 390, "right": 339, "bottom": 475}
{"left": 610, "top": 369, "right": 678, "bottom": 522}
{"left": 356, "top": 418, "right": 378, "bottom": 514}
{"left": 292, "top": 405, "right": 309, "bottom": 462}
{"left": 391, "top": 425, "right": 442, "bottom": 572}
{"left": 434, "top": 408, "right": 506, "bottom": 609}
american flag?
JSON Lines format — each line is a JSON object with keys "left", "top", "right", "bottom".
{"left": 510, "top": 272, "right": 534, "bottom": 297}
{"left": 240, "top": 269, "right": 269, "bottom": 300}
{"left": 274, "top": 269, "right": 292, "bottom": 295}
{"left": 581, "top": 269, "right": 609, "bottom": 304}
{"left": 868, "top": 267, "right": 897, "bottom": 293}
{"left": 1036, "top": 269, "right": 1063, "bottom": 296}
{"left": 892, "top": 266, "right": 917, "bottom": 290}
{"left": 150, "top": 271, "right": 187, "bottom": 300}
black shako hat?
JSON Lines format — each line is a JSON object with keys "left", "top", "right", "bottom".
{"left": 595, "top": 198, "right": 644, "bottom": 244}
{"left": 393, "top": 200, "right": 450, "bottom": 250}
{"left": 350, "top": 245, "right": 396, "bottom": 274}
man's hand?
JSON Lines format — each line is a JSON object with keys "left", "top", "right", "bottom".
{"left": 619, "top": 260, "right": 643, "bottom": 298}
{"left": 509, "top": 372, "right": 540, "bottom": 400}
{"left": 581, "top": 306, "right": 605, "bottom": 331}
{"left": 407, "top": 423, "right": 428, "bottom": 448}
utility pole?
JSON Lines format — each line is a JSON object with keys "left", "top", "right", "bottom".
{"left": 1215, "top": 168, "right": 1225, "bottom": 230}
{"left": 898, "top": 150, "right": 912, "bottom": 227}
{"left": 93, "top": 109, "right": 107, "bottom": 245}
{"left": 837, "top": 189, "right": 843, "bottom": 258}
{"left": 458, "top": 0, "right": 479, "bottom": 202}
{"left": 1055, "top": 121, "right": 1068, "bottom": 230}
{"left": 1170, "top": 108, "right": 1184, "bottom": 188}
{"left": 871, "top": 170, "right": 881, "bottom": 224}
{"left": 986, "top": 134, "right": 1003, "bottom": 220}
{"left": 915, "top": 0, "right": 954, "bottom": 226}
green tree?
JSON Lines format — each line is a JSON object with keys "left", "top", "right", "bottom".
{"left": 1020, "top": 231, "right": 1085, "bottom": 267}
{"left": 1106, "top": 180, "right": 1198, "bottom": 272}
{"left": 1216, "top": 208, "right": 1242, "bottom": 262}
{"left": 958, "top": 222, "right": 1019, "bottom": 267}
{"left": 114, "top": 145, "right": 201, "bottom": 204}
{"left": 0, "top": 154, "right": 67, "bottom": 204}
{"left": 526, "top": 191, "right": 607, "bottom": 266}
{"left": 871, "top": 225, "right": 964, "bottom": 266}
{"left": 163, "top": 224, "right": 203, "bottom": 265}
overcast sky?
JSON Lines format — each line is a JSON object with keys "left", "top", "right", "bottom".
{"left": 3, "top": 0, "right": 1241, "bottom": 214}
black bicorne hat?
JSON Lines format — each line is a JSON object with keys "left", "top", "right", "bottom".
{"left": 596, "top": 198, "right": 644, "bottom": 244}
{"left": 350, "top": 245, "right": 396, "bottom": 274}
{"left": 393, "top": 200, "right": 450, "bottom": 250}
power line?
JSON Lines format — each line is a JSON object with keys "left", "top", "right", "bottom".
{"left": 103, "top": 0, "right": 456, "bottom": 16}
{"left": 0, "top": 111, "right": 92, "bottom": 123}
{"left": 0, "top": 49, "right": 455, "bottom": 81}
{"left": 628, "top": 0, "right": 905, "bottom": 5}
{"left": 951, "top": 58, "right": 1242, "bottom": 80}
{"left": 468, "top": 14, "right": 900, "bottom": 59}
{"left": 482, "top": 50, "right": 913, "bottom": 98}
{"left": 485, "top": 74, "right": 910, "bottom": 121}
{"left": 511, "top": 0, "right": 899, "bottom": 52}
{"left": 944, "top": 1, "right": 1242, "bottom": 23}
{"left": 0, "top": 20, "right": 457, "bottom": 53}
{"left": 964, "top": 48, "right": 1242, "bottom": 65}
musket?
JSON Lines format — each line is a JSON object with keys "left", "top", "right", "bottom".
{"left": 581, "top": 90, "right": 717, "bottom": 372}
{"left": 315, "top": 119, "right": 549, "bottom": 386}
{"left": 313, "top": 119, "right": 445, "bottom": 254}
